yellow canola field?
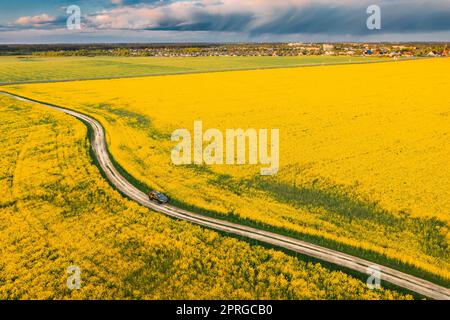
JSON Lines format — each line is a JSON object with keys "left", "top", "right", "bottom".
{"left": 0, "top": 95, "right": 410, "bottom": 300}
{"left": 5, "top": 58, "right": 450, "bottom": 281}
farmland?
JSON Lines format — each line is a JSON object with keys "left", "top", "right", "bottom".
{"left": 0, "top": 55, "right": 381, "bottom": 84}
{"left": 0, "top": 94, "right": 411, "bottom": 299}
{"left": 4, "top": 58, "right": 449, "bottom": 285}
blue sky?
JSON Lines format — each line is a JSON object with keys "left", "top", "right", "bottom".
{"left": 0, "top": 0, "right": 449, "bottom": 43}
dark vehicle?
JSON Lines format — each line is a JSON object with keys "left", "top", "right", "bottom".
{"left": 148, "top": 190, "right": 169, "bottom": 204}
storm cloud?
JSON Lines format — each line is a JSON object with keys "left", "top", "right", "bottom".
{"left": 85, "top": 0, "right": 450, "bottom": 35}
{"left": 1, "top": 0, "right": 450, "bottom": 42}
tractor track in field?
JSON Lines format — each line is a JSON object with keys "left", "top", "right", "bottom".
{"left": 1, "top": 90, "right": 449, "bottom": 300}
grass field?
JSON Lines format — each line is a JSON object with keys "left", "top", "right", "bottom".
{"left": 0, "top": 55, "right": 382, "bottom": 84}
{"left": 5, "top": 58, "right": 448, "bottom": 285}
{"left": 0, "top": 94, "right": 411, "bottom": 300}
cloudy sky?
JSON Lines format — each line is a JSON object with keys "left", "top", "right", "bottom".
{"left": 0, "top": 0, "right": 449, "bottom": 43}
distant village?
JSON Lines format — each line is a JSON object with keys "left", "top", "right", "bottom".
{"left": 285, "top": 43, "right": 449, "bottom": 58}
{"left": 1, "top": 43, "right": 449, "bottom": 58}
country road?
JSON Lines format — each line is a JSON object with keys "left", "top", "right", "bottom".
{"left": 1, "top": 90, "right": 449, "bottom": 300}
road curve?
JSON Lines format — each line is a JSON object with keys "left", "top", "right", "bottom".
{"left": 2, "top": 91, "right": 449, "bottom": 300}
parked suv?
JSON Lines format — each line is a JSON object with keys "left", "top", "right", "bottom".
{"left": 148, "top": 190, "right": 169, "bottom": 204}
